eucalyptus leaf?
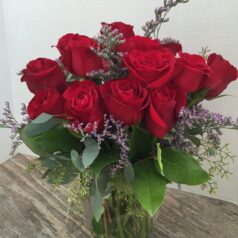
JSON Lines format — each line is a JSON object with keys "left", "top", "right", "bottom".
{"left": 82, "top": 137, "right": 100, "bottom": 168}
{"left": 162, "top": 148, "right": 209, "bottom": 185}
{"left": 92, "top": 183, "right": 104, "bottom": 222}
{"left": 71, "top": 150, "right": 84, "bottom": 171}
{"left": 131, "top": 159, "right": 167, "bottom": 216}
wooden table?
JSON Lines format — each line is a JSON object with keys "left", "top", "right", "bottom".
{"left": 0, "top": 154, "right": 238, "bottom": 238}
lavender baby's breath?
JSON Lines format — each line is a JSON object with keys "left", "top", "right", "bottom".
{"left": 0, "top": 102, "right": 30, "bottom": 155}
{"left": 169, "top": 104, "right": 238, "bottom": 193}
{"left": 66, "top": 115, "right": 129, "bottom": 173}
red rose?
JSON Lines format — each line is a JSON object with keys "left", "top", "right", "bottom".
{"left": 21, "top": 58, "right": 66, "bottom": 94}
{"left": 57, "top": 34, "right": 103, "bottom": 77}
{"left": 145, "top": 85, "right": 187, "bottom": 138}
{"left": 101, "top": 22, "right": 135, "bottom": 40}
{"left": 173, "top": 52, "right": 211, "bottom": 93}
{"left": 124, "top": 49, "right": 175, "bottom": 89}
{"left": 27, "top": 89, "right": 65, "bottom": 120}
{"left": 160, "top": 40, "right": 182, "bottom": 56}
{"left": 204, "top": 53, "right": 238, "bottom": 98}
{"left": 119, "top": 36, "right": 160, "bottom": 53}
{"left": 63, "top": 80, "right": 105, "bottom": 131}
{"left": 100, "top": 78, "right": 149, "bottom": 125}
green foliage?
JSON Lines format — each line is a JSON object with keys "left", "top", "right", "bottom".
{"left": 71, "top": 150, "right": 84, "bottom": 171}
{"left": 92, "top": 178, "right": 105, "bottom": 222}
{"left": 82, "top": 137, "right": 100, "bottom": 168}
{"left": 91, "top": 150, "right": 119, "bottom": 176}
{"left": 67, "top": 170, "right": 93, "bottom": 216}
{"left": 161, "top": 148, "right": 209, "bottom": 185}
{"left": 131, "top": 159, "right": 167, "bottom": 216}
{"left": 155, "top": 143, "right": 164, "bottom": 176}
{"left": 20, "top": 123, "right": 83, "bottom": 157}
{"left": 129, "top": 125, "right": 153, "bottom": 162}
{"left": 124, "top": 162, "right": 135, "bottom": 182}
{"left": 187, "top": 88, "right": 209, "bottom": 107}
{"left": 31, "top": 113, "right": 53, "bottom": 124}
{"left": 40, "top": 156, "right": 78, "bottom": 185}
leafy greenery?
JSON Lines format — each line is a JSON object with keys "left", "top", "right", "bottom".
{"left": 187, "top": 88, "right": 209, "bottom": 108}
{"left": 161, "top": 148, "right": 209, "bottom": 185}
{"left": 129, "top": 125, "right": 153, "bottom": 162}
{"left": 131, "top": 159, "right": 168, "bottom": 216}
{"left": 91, "top": 150, "right": 119, "bottom": 176}
{"left": 124, "top": 162, "right": 135, "bottom": 182}
{"left": 71, "top": 150, "right": 84, "bottom": 171}
{"left": 20, "top": 123, "right": 83, "bottom": 156}
{"left": 82, "top": 137, "right": 100, "bottom": 168}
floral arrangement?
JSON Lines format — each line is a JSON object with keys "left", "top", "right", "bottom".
{"left": 1, "top": 0, "right": 238, "bottom": 237}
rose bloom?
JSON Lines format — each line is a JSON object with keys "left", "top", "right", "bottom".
{"left": 160, "top": 40, "right": 182, "bottom": 56}
{"left": 124, "top": 49, "right": 175, "bottom": 89}
{"left": 57, "top": 34, "right": 103, "bottom": 77}
{"left": 27, "top": 89, "right": 65, "bottom": 120}
{"left": 119, "top": 35, "right": 161, "bottom": 53}
{"left": 173, "top": 52, "right": 211, "bottom": 93}
{"left": 21, "top": 58, "right": 66, "bottom": 94}
{"left": 100, "top": 78, "right": 149, "bottom": 125}
{"left": 63, "top": 80, "right": 105, "bottom": 131}
{"left": 204, "top": 53, "right": 238, "bottom": 98}
{"left": 145, "top": 85, "right": 187, "bottom": 138}
{"left": 101, "top": 22, "right": 135, "bottom": 40}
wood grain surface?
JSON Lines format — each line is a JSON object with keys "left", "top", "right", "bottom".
{"left": 0, "top": 154, "right": 238, "bottom": 238}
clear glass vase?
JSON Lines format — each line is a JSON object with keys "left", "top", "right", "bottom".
{"left": 83, "top": 194, "right": 156, "bottom": 238}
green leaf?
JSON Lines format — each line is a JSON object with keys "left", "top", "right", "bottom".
{"left": 131, "top": 159, "right": 167, "bottom": 216}
{"left": 186, "top": 127, "right": 203, "bottom": 136}
{"left": 129, "top": 125, "right": 153, "bottom": 162}
{"left": 23, "top": 118, "right": 62, "bottom": 137}
{"left": 187, "top": 88, "right": 209, "bottom": 107}
{"left": 156, "top": 143, "right": 164, "bottom": 176}
{"left": 91, "top": 151, "right": 118, "bottom": 176}
{"left": 124, "top": 162, "right": 135, "bottom": 182}
{"left": 92, "top": 179, "right": 104, "bottom": 222}
{"left": 20, "top": 124, "right": 83, "bottom": 156}
{"left": 187, "top": 135, "right": 201, "bottom": 147}
{"left": 92, "top": 217, "right": 105, "bottom": 235}
{"left": 208, "top": 94, "right": 232, "bottom": 100}
{"left": 97, "top": 170, "right": 109, "bottom": 195}
{"left": 82, "top": 137, "right": 100, "bottom": 168}
{"left": 162, "top": 148, "right": 209, "bottom": 185}
{"left": 31, "top": 113, "right": 53, "bottom": 124}
{"left": 71, "top": 150, "right": 84, "bottom": 171}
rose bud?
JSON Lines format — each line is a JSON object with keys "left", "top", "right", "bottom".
{"left": 119, "top": 36, "right": 160, "bottom": 53}
{"left": 21, "top": 58, "right": 66, "bottom": 94}
{"left": 205, "top": 53, "right": 238, "bottom": 98}
{"left": 101, "top": 22, "right": 135, "bottom": 40}
{"left": 100, "top": 78, "right": 149, "bottom": 125}
{"left": 57, "top": 34, "right": 103, "bottom": 77}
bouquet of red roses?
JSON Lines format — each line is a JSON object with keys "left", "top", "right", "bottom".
{"left": 1, "top": 1, "right": 238, "bottom": 237}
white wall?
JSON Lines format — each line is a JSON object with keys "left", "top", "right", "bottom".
{"left": 1, "top": 0, "right": 238, "bottom": 202}
{"left": 0, "top": 0, "right": 12, "bottom": 163}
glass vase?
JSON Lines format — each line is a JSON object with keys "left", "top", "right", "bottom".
{"left": 84, "top": 193, "right": 157, "bottom": 238}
